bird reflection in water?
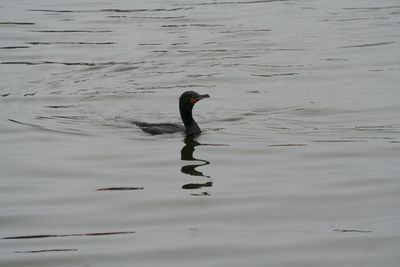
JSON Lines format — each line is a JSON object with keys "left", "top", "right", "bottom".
{"left": 180, "top": 137, "right": 212, "bottom": 196}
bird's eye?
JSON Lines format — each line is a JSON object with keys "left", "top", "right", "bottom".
{"left": 189, "top": 98, "right": 198, "bottom": 104}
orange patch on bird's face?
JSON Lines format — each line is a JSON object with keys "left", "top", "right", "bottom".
{"left": 189, "top": 98, "right": 198, "bottom": 104}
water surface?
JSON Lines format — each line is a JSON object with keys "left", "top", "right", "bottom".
{"left": 1, "top": 0, "right": 400, "bottom": 266}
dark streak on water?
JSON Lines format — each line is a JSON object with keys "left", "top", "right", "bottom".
{"left": 0, "top": 46, "right": 30, "bottom": 49}
{"left": 47, "top": 105, "right": 75, "bottom": 109}
{"left": 30, "top": 30, "right": 112, "bottom": 33}
{"left": 107, "top": 15, "right": 127, "bottom": 18}
{"left": 23, "top": 92, "right": 37, "bottom": 96}
{"left": 187, "top": 73, "right": 222, "bottom": 78}
{"left": 322, "top": 58, "right": 349, "bottom": 61}
{"left": 268, "top": 144, "right": 307, "bottom": 147}
{"left": 0, "top": 22, "right": 35, "bottom": 25}
{"left": 1, "top": 61, "right": 132, "bottom": 66}
{"left": 161, "top": 24, "right": 224, "bottom": 28}
{"left": 27, "top": 42, "right": 115, "bottom": 45}
{"left": 179, "top": 0, "right": 288, "bottom": 6}
{"left": 220, "top": 29, "right": 270, "bottom": 33}
{"left": 28, "top": 9, "right": 95, "bottom": 13}
{"left": 251, "top": 72, "right": 299, "bottom": 77}
{"left": 101, "top": 8, "right": 193, "bottom": 12}
{"left": 15, "top": 249, "right": 78, "bottom": 254}
{"left": 178, "top": 49, "right": 240, "bottom": 53}
{"left": 333, "top": 229, "right": 372, "bottom": 233}
{"left": 320, "top": 17, "right": 370, "bottom": 22}
{"left": 131, "top": 16, "right": 186, "bottom": 19}
{"left": 8, "top": 119, "right": 92, "bottom": 136}
{"left": 135, "top": 84, "right": 214, "bottom": 90}
{"left": 340, "top": 41, "right": 395, "bottom": 48}
{"left": 3, "top": 231, "right": 135, "bottom": 240}
{"left": 96, "top": 187, "right": 144, "bottom": 191}
{"left": 342, "top": 5, "right": 400, "bottom": 10}
{"left": 247, "top": 64, "right": 304, "bottom": 67}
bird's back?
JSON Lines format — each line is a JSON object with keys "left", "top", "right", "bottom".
{"left": 131, "top": 121, "right": 184, "bottom": 135}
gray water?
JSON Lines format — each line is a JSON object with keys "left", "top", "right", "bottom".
{"left": 1, "top": 0, "right": 400, "bottom": 266}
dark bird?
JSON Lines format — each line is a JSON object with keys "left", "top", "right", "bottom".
{"left": 132, "top": 91, "right": 210, "bottom": 137}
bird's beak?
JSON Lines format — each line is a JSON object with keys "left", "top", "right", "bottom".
{"left": 190, "top": 94, "right": 210, "bottom": 104}
{"left": 198, "top": 94, "right": 210, "bottom": 100}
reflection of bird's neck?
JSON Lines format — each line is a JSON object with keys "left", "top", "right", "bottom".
{"left": 180, "top": 103, "right": 200, "bottom": 136}
{"left": 181, "top": 138, "right": 200, "bottom": 160}
{"left": 180, "top": 137, "right": 210, "bottom": 178}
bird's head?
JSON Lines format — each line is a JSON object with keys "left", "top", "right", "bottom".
{"left": 179, "top": 91, "right": 210, "bottom": 108}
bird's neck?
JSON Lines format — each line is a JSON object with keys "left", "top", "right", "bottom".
{"left": 180, "top": 105, "right": 200, "bottom": 136}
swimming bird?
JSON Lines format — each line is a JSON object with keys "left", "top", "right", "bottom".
{"left": 132, "top": 91, "right": 210, "bottom": 137}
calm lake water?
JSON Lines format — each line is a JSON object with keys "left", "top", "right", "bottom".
{"left": 1, "top": 0, "right": 400, "bottom": 266}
